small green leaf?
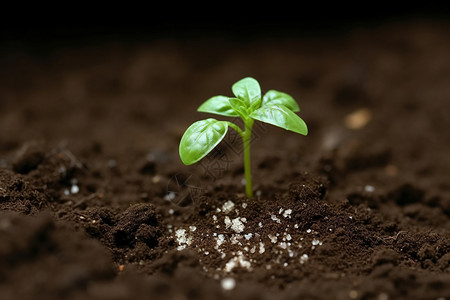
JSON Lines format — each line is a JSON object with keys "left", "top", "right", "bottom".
{"left": 249, "top": 104, "right": 308, "bottom": 135}
{"left": 228, "top": 97, "right": 248, "bottom": 119}
{"left": 179, "top": 119, "right": 228, "bottom": 165}
{"left": 198, "top": 95, "right": 239, "bottom": 117}
{"left": 262, "top": 90, "right": 300, "bottom": 112}
{"left": 232, "top": 77, "right": 261, "bottom": 106}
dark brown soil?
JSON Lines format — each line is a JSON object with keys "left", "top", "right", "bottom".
{"left": 1, "top": 19, "right": 450, "bottom": 300}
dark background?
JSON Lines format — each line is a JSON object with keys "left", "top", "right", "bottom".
{"left": 2, "top": 6, "right": 449, "bottom": 53}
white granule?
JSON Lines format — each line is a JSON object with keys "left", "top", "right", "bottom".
{"left": 224, "top": 216, "right": 232, "bottom": 229}
{"left": 231, "top": 218, "right": 245, "bottom": 233}
{"left": 259, "top": 242, "right": 266, "bottom": 254}
{"left": 221, "top": 277, "right": 236, "bottom": 290}
{"left": 279, "top": 208, "right": 284, "bottom": 214}
{"left": 258, "top": 222, "right": 263, "bottom": 227}
{"left": 224, "top": 255, "right": 251, "bottom": 272}
{"left": 216, "top": 234, "right": 225, "bottom": 248}
{"left": 312, "top": 239, "right": 321, "bottom": 246}
{"left": 300, "top": 254, "right": 309, "bottom": 264}
{"left": 189, "top": 226, "right": 197, "bottom": 232}
{"left": 283, "top": 209, "right": 292, "bottom": 218}
{"left": 268, "top": 234, "right": 278, "bottom": 243}
{"left": 285, "top": 234, "right": 292, "bottom": 241}
{"left": 271, "top": 215, "right": 281, "bottom": 223}
{"left": 175, "top": 229, "right": 192, "bottom": 250}
{"left": 222, "top": 201, "right": 235, "bottom": 214}
{"left": 306, "top": 229, "right": 312, "bottom": 233}
{"left": 244, "top": 233, "right": 253, "bottom": 240}
{"left": 279, "top": 242, "right": 287, "bottom": 249}
{"left": 242, "top": 202, "right": 248, "bottom": 209}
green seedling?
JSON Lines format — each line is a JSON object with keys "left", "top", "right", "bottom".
{"left": 179, "top": 77, "right": 308, "bottom": 198}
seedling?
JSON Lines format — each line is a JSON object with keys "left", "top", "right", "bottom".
{"left": 179, "top": 77, "right": 308, "bottom": 198}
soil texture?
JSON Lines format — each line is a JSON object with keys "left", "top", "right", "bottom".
{"left": 1, "top": 19, "right": 450, "bottom": 300}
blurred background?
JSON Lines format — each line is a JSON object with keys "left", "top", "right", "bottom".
{"left": 1, "top": 8, "right": 449, "bottom": 189}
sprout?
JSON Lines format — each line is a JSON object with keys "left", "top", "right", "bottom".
{"left": 179, "top": 77, "right": 307, "bottom": 197}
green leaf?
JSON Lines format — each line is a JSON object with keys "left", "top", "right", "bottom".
{"left": 197, "top": 95, "right": 239, "bottom": 117}
{"left": 232, "top": 77, "right": 261, "bottom": 106}
{"left": 262, "top": 90, "right": 300, "bottom": 112}
{"left": 228, "top": 97, "right": 248, "bottom": 118}
{"left": 249, "top": 104, "right": 308, "bottom": 135}
{"left": 179, "top": 118, "right": 228, "bottom": 165}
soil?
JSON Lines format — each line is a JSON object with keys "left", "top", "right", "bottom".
{"left": 1, "top": 18, "right": 450, "bottom": 300}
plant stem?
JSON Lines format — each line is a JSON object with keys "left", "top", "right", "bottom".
{"left": 243, "top": 118, "right": 254, "bottom": 198}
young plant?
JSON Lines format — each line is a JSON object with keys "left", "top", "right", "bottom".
{"left": 179, "top": 77, "right": 308, "bottom": 198}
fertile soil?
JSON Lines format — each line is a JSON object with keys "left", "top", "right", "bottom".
{"left": 1, "top": 19, "right": 450, "bottom": 300}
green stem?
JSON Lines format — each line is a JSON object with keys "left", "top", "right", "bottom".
{"left": 226, "top": 122, "right": 244, "bottom": 139}
{"left": 243, "top": 118, "right": 254, "bottom": 198}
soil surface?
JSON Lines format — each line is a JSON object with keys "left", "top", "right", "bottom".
{"left": 1, "top": 19, "right": 450, "bottom": 300}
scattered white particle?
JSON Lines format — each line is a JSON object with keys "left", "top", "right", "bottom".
{"left": 259, "top": 242, "right": 266, "bottom": 254}
{"left": 365, "top": 185, "right": 375, "bottom": 192}
{"left": 224, "top": 216, "right": 232, "bottom": 229}
{"left": 271, "top": 215, "right": 281, "bottom": 224}
{"left": 279, "top": 242, "right": 287, "bottom": 249}
{"left": 288, "top": 249, "right": 295, "bottom": 257}
{"left": 258, "top": 222, "right": 263, "bottom": 227}
{"left": 242, "top": 202, "right": 247, "bottom": 209}
{"left": 250, "top": 246, "right": 256, "bottom": 253}
{"left": 204, "top": 251, "right": 209, "bottom": 255}
{"left": 168, "top": 208, "right": 174, "bottom": 215}
{"left": 175, "top": 229, "right": 192, "bottom": 250}
{"left": 300, "top": 254, "right": 309, "bottom": 264}
{"left": 312, "top": 239, "right": 321, "bottom": 246}
{"left": 241, "top": 217, "right": 247, "bottom": 223}
{"left": 266, "top": 264, "right": 272, "bottom": 270}
{"left": 224, "top": 255, "right": 251, "bottom": 272}
{"left": 294, "top": 224, "right": 299, "bottom": 229}
{"left": 164, "top": 192, "right": 176, "bottom": 201}
{"left": 221, "top": 277, "right": 236, "bottom": 291}
{"left": 231, "top": 218, "right": 245, "bottom": 233}
{"left": 189, "top": 226, "right": 197, "bottom": 232}
{"left": 216, "top": 234, "right": 225, "bottom": 248}
{"left": 279, "top": 208, "right": 284, "bottom": 214}
{"left": 283, "top": 209, "right": 292, "bottom": 218}
{"left": 349, "top": 216, "right": 353, "bottom": 220}
{"left": 222, "top": 201, "right": 235, "bottom": 214}
{"left": 64, "top": 189, "right": 70, "bottom": 196}
{"left": 306, "top": 229, "right": 312, "bottom": 233}
{"left": 70, "top": 185, "right": 79, "bottom": 194}
{"left": 244, "top": 233, "right": 253, "bottom": 240}
{"left": 285, "top": 234, "right": 292, "bottom": 241}
{"left": 230, "top": 235, "right": 241, "bottom": 245}
{"left": 283, "top": 262, "right": 288, "bottom": 267}
{"left": 268, "top": 234, "right": 278, "bottom": 243}
{"left": 328, "top": 228, "right": 333, "bottom": 232}
{"left": 212, "top": 215, "right": 217, "bottom": 222}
